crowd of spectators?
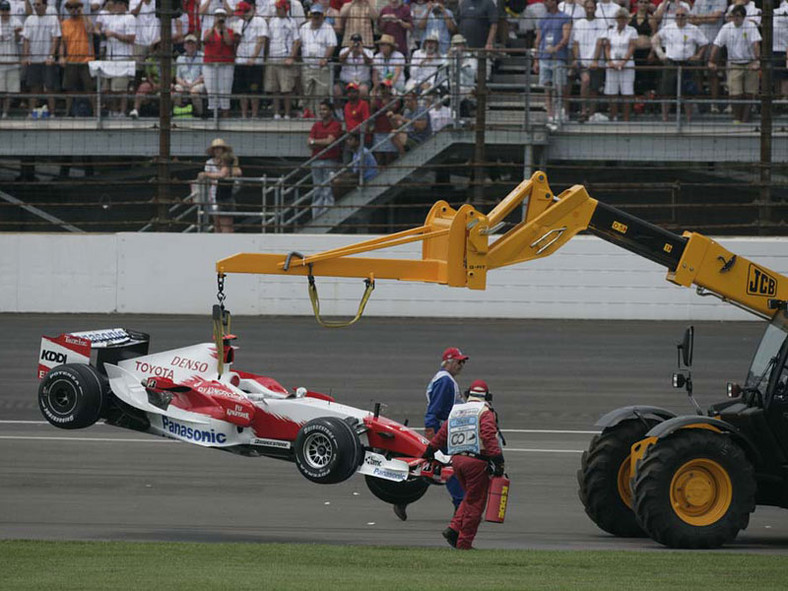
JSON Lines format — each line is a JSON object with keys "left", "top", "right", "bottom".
{"left": 524, "top": 0, "right": 788, "bottom": 124}
{"left": 0, "top": 0, "right": 496, "bottom": 120}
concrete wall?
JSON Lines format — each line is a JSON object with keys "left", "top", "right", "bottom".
{"left": 2, "top": 233, "right": 788, "bottom": 320}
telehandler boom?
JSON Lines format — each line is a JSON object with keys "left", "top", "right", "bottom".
{"left": 216, "top": 171, "right": 788, "bottom": 548}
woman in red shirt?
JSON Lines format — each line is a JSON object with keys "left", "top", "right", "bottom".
{"left": 202, "top": 7, "right": 236, "bottom": 116}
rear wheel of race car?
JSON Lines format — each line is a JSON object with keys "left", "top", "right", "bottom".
{"left": 38, "top": 364, "right": 107, "bottom": 430}
{"left": 632, "top": 429, "right": 755, "bottom": 549}
{"left": 364, "top": 475, "right": 430, "bottom": 506}
{"left": 577, "top": 419, "right": 657, "bottom": 537}
{"left": 294, "top": 417, "right": 363, "bottom": 484}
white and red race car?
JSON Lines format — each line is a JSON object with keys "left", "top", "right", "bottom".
{"left": 37, "top": 325, "right": 452, "bottom": 506}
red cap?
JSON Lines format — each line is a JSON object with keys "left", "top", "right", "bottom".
{"left": 346, "top": 81, "right": 360, "bottom": 91}
{"left": 235, "top": 1, "right": 252, "bottom": 15}
{"left": 442, "top": 347, "right": 468, "bottom": 362}
{"left": 467, "top": 379, "right": 489, "bottom": 398}
{"left": 275, "top": 0, "right": 289, "bottom": 9}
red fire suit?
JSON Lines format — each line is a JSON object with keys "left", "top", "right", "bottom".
{"left": 430, "top": 403, "right": 503, "bottom": 549}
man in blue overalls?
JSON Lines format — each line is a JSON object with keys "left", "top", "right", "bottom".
{"left": 393, "top": 347, "right": 467, "bottom": 521}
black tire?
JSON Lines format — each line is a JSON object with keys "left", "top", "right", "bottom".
{"left": 365, "top": 474, "right": 430, "bottom": 506}
{"left": 577, "top": 419, "right": 656, "bottom": 537}
{"left": 38, "top": 364, "right": 107, "bottom": 430}
{"left": 632, "top": 429, "right": 755, "bottom": 549}
{"left": 294, "top": 417, "right": 363, "bottom": 484}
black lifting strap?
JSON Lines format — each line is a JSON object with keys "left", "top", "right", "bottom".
{"left": 284, "top": 251, "right": 375, "bottom": 328}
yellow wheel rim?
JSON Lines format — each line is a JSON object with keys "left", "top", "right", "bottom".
{"left": 617, "top": 456, "right": 633, "bottom": 509}
{"left": 670, "top": 458, "right": 732, "bottom": 526}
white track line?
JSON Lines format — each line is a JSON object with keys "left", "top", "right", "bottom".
{"left": 0, "top": 420, "right": 598, "bottom": 435}
{"left": 0, "top": 436, "right": 173, "bottom": 443}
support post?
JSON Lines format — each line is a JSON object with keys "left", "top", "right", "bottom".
{"left": 473, "top": 51, "right": 487, "bottom": 205}
{"left": 156, "top": 0, "right": 173, "bottom": 231}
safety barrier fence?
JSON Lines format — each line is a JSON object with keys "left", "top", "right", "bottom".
{"left": 1, "top": 47, "right": 787, "bottom": 235}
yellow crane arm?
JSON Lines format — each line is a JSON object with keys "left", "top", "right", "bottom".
{"left": 216, "top": 171, "right": 787, "bottom": 320}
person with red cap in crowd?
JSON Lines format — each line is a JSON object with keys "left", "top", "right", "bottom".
{"left": 393, "top": 346, "right": 467, "bottom": 521}
{"left": 422, "top": 378, "right": 505, "bottom": 550}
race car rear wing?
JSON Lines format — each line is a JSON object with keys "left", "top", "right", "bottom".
{"left": 38, "top": 328, "right": 150, "bottom": 379}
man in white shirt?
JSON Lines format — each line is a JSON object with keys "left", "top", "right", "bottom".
{"left": 174, "top": 34, "right": 205, "bottom": 117}
{"left": 337, "top": 32, "right": 373, "bottom": 97}
{"left": 407, "top": 32, "right": 445, "bottom": 93}
{"left": 22, "top": 0, "right": 61, "bottom": 117}
{"left": 709, "top": 4, "right": 760, "bottom": 123}
{"left": 293, "top": 2, "right": 336, "bottom": 116}
{"left": 258, "top": 0, "right": 306, "bottom": 27}
{"left": 595, "top": 0, "right": 619, "bottom": 30}
{"left": 232, "top": 1, "right": 267, "bottom": 118}
{"left": 572, "top": 0, "right": 606, "bottom": 122}
{"left": 654, "top": 0, "right": 692, "bottom": 31}
{"left": 652, "top": 7, "right": 707, "bottom": 122}
{"left": 102, "top": 0, "right": 136, "bottom": 116}
{"left": 0, "top": 0, "right": 22, "bottom": 119}
{"left": 559, "top": 0, "right": 584, "bottom": 22}
{"left": 129, "top": 0, "right": 159, "bottom": 69}
{"left": 725, "top": 0, "right": 761, "bottom": 27}
{"left": 265, "top": 0, "right": 300, "bottom": 119}
{"left": 690, "top": 0, "right": 726, "bottom": 112}
{"left": 773, "top": 0, "right": 788, "bottom": 99}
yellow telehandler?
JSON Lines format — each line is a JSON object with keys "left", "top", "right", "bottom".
{"left": 216, "top": 171, "right": 788, "bottom": 548}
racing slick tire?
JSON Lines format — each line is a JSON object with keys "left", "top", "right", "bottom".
{"left": 38, "top": 364, "right": 107, "bottom": 430}
{"left": 632, "top": 429, "right": 755, "bottom": 549}
{"left": 294, "top": 417, "right": 363, "bottom": 484}
{"left": 577, "top": 419, "right": 656, "bottom": 537}
{"left": 364, "top": 475, "right": 430, "bottom": 506}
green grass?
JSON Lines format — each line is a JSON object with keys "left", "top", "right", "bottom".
{"left": 3, "top": 540, "right": 788, "bottom": 590}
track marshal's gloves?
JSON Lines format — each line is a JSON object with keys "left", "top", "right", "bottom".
{"left": 422, "top": 445, "right": 436, "bottom": 460}
{"left": 490, "top": 454, "right": 505, "bottom": 477}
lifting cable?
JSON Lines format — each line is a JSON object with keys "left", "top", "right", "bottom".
{"left": 213, "top": 273, "right": 232, "bottom": 376}
{"left": 284, "top": 251, "right": 375, "bottom": 328}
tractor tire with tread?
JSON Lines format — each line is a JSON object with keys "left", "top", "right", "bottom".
{"left": 632, "top": 429, "right": 755, "bottom": 549}
{"left": 577, "top": 419, "right": 656, "bottom": 537}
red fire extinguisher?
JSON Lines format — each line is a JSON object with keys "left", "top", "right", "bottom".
{"left": 485, "top": 474, "right": 510, "bottom": 523}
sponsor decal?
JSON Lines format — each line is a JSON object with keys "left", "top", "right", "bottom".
{"left": 161, "top": 416, "right": 228, "bottom": 444}
{"left": 171, "top": 356, "right": 210, "bottom": 373}
{"left": 747, "top": 264, "right": 777, "bottom": 297}
{"left": 372, "top": 467, "right": 404, "bottom": 480}
{"left": 134, "top": 361, "right": 175, "bottom": 380}
{"left": 64, "top": 336, "right": 90, "bottom": 347}
{"left": 498, "top": 485, "right": 509, "bottom": 520}
{"left": 41, "top": 350, "right": 67, "bottom": 364}
{"left": 251, "top": 438, "right": 291, "bottom": 449}
{"left": 40, "top": 406, "right": 75, "bottom": 423}
{"left": 226, "top": 404, "right": 251, "bottom": 421}
{"left": 364, "top": 455, "right": 383, "bottom": 467}
{"left": 71, "top": 328, "right": 130, "bottom": 344}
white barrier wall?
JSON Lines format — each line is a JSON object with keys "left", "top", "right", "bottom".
{"left": 2, "top": 233, "right": 788, "bottom": 320}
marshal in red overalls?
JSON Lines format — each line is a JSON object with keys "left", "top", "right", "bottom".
{"left": 424, "top": 380, "right": 504, "bottom": 550}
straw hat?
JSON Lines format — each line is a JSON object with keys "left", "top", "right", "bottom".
{"left": 207, "top": 138, "right": 230, "bottom": 154}
{"left": 377, "top": 34, "right": 396, "bottom": 47}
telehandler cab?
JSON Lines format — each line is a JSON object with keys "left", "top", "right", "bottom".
{"left": 215, "top": 171, "right": 788, "bottom": 548}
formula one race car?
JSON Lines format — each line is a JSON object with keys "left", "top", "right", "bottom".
{"left": 36, "top": 312, "right": 451, "bottom": 507}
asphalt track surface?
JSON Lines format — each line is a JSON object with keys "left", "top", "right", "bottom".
{"left": 2, "top": 314, "right": 788, "bottom": 553}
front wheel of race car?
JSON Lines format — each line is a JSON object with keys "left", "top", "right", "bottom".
{"left": 38, "top": 364, "right": 107, "bottom": 430}
{"left": 365, "top": 475, "right": 430, "bottom": 506}
{"left": 294, "top": 417, "right": 363, "bottom": 484}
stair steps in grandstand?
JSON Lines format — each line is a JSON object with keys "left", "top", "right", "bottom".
{"left": 297, "top": 131, "right": 462, "bottom": 233}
